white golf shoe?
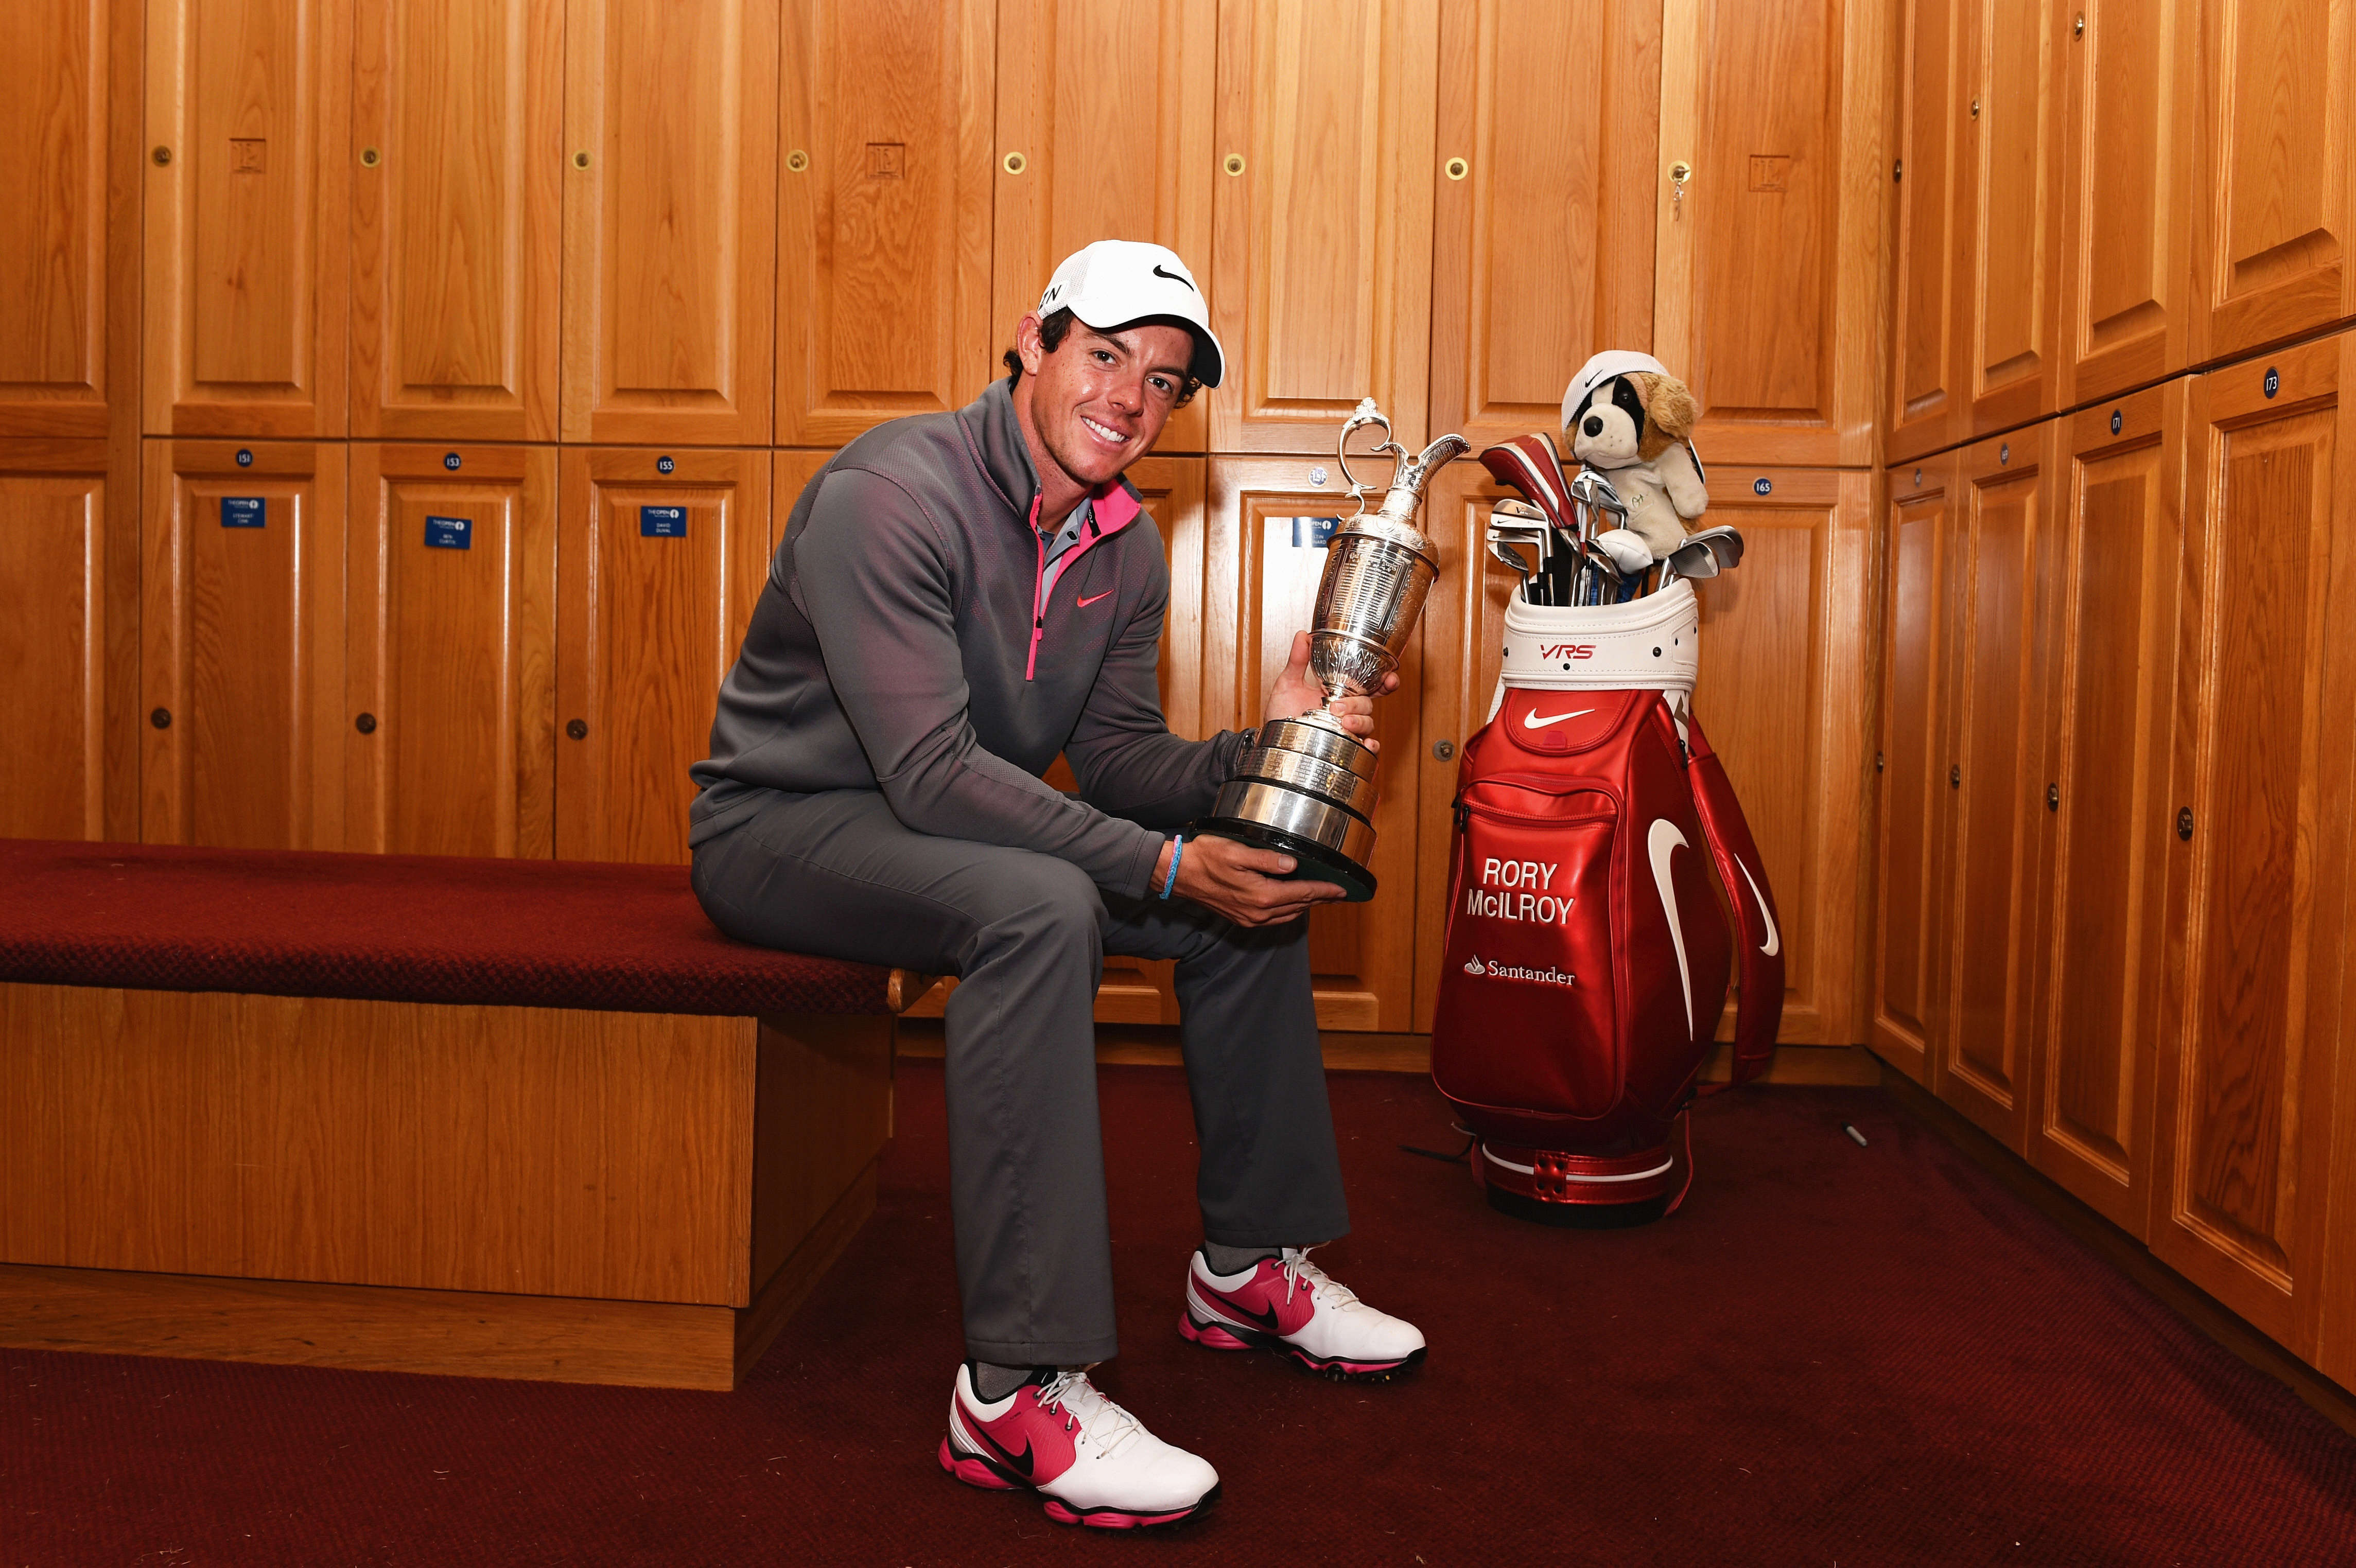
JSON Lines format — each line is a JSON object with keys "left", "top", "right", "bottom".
{"left": 1179, "top": 1246, "right": 1428, "bottom": 1380}
{"left": 938, "top": 1363, "right": 1219, "bottom": 1528}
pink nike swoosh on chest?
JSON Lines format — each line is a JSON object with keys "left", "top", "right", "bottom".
{"left": 1076, "top": 590, "right": 1114, "bottom": 608}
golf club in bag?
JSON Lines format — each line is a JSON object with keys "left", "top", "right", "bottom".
{"left": 1429, "top": 446, "right": 1786, "bottom": 1226}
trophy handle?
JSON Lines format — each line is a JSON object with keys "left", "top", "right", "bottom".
{"left": 1337, "top": 397, "right": 1406, "bottom": 517}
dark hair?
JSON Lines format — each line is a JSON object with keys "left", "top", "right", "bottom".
{"left": 1003, "top": 308, "right": 1203, "bottom": 407}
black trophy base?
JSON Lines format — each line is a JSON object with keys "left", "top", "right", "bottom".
{"left": 1192, "top": 815, "right": 1378, "bottom": 902}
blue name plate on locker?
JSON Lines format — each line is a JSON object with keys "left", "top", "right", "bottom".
{"left": 640, "top": 505, "right": 687, "bottom": 538}
{"left": 1290, "top": 517, "right": 1340, "bottom": 548}
{"left": 424, "top": 515, "right": 471, "bottom": 550}
{"left": 221, "top": 497, "right": 266, "bottom": 528}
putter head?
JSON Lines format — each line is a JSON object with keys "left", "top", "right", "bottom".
{"left": 1592, "top": 527, "right": 1654, "bottom": 574}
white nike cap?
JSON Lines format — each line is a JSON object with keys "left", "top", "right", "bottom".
{"left": 1036, "top": 240, "right": 1225, "bottom": 388}
{"left": 1561, "top": 349, "right": 1670, "bottom": 432}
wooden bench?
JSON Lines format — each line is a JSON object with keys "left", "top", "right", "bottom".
{"left": 0, "top": 839, "right": 935, "bottom": 1390}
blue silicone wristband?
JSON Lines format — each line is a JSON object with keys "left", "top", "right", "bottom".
{"left": 1159, "top": 835, "right": 1184, "bottom": 900}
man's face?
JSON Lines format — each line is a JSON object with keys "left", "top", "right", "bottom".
{"left": 1011, "top": 316, "right": 1195, "bottom": 492}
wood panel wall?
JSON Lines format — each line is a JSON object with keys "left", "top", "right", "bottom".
{"left": 1870, "top": 0, "right": 2356, "bottom": 1387}
{"left": 4, "top": 0, "right": 1890, "bottom": 1049}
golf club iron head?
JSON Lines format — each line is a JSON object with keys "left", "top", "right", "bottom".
{"left": 1664, "top": 525, "right": 1745, "bottom": 582}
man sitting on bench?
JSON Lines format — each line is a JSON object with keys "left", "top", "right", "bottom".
{"left": 688, "top": 240, "right": 1425, "bottom": 1529}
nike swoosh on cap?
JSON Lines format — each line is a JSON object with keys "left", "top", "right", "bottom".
{"left": 1077, "top": 590, "right": 1114, "bottom": 608}
{"left": 1150, "top": 263, "right": 1196, "bottom": 292}
{"left": 1523, "top": 707, "right": 1594, "bottom": 729}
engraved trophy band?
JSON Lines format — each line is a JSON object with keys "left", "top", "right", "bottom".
{"left": 1195, "top": 399, "right": 1468, "bottom": 901}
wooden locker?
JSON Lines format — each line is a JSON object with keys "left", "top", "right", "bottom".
{"left": 1426, "top": 0, "right": 1660, "bottom": 453}
{"left": 898, "top": 455, "right": 1211, "bottom": 1028}
{"left": 143, "top": 0, "right": 351, "bottom": 438}
{"left": 351, "top": 0, "right": 563, "bottom": 441}
{"left": 0, "top": 0, "right": 138, "bottom": 441}
{"left": 1937, "top": 425, "right": 2053, "bottom": 1151}
{"left": 2027, "top": 378, "right": 2187, "bottom": 1239}
{"left": 2052, "top": 0, "right": 2197, "bottom": 407}
{"left": 1206, "top": 456, "right": 1423, "bottom": 1030}
{"left": 1686, "top": 465, "right": 1875, "bottom": 1048}
{"left": 1654, "top": 0, "right": 1888, "bottom": 467}
{"left": 0, "top": 441, "right": 135, "bottom": 841}
{"left": 988, "top": 0, "right": 1215, "bottom": 453}
{"left": 776, "top": 0, "right": 994, "bottom": 449}
{"left": 1952, "top": 0, "right": 2063, "bottom": 438}
{"left": 1872, "top": 455, "right": 1960, "bottom": 1085}
{"left": 1886, "top": 0, "right": 1966, "bottom": 464}
{"left": 1208, "top": 0, "right": 1440, "bottom": 454}
{"left": 346, "top": 444, "right": 557, "bottom": 858}
{"left": 141, "top": 439, "right": 347, "bottom": 849}
{"left": 1410, "top": 462, "right": 1517, "bottom": 1031}
{"left": 555, "top": 447, "right": 770, "bottom": 865}
{"left": 2155, "top": 332, "right": 2355, "bottom": 1352}
{"left": 561, "top": 0, "right": 779, "bottom": 446}
{"left": 2188, "top": 0, "right": 2356, "bottom": 364}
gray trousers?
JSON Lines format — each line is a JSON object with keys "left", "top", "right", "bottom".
{"left": 690, "top": 788, "right": 1351, "bottom": 1365}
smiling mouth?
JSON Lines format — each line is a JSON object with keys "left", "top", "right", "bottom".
{"left": 1079, "top": 414, "right": 1131, "bottom": 448}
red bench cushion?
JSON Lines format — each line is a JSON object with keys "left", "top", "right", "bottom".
{"left": 0, "top": 840, "right": 897, "bottom": 1017}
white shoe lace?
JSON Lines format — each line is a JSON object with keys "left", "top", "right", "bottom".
{"left": 1035, "top": 1366, "right": 1146, "bottom": 1461}
{"left": 1276, "top": 1246, "right": 1365, "bottom": 1316}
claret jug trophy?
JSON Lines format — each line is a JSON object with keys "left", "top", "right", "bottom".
{"left": 1195, "top": 399, "right": 1468, "bottom": 901}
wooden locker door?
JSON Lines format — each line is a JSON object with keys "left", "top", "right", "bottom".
{"left": 1939, "top": 425, "right": 2053, "bottom": 1150}
{"left": 143, "top": 0, "right": 351, "bottom": 438}
{"left": 1688, "top": 465, "right": 1875, "bottom": 1047}
{"left": 561, "top": 0, "right": 778, "bottom": 446}
{"left": 2028, "top": 379, "right": 2187, "bottom": 1238}
{"left": 0, "top": 442, "right": 135, "bottom": 840}
{"left": 1886, "top": 0, "right": 1965, "bottom": 464}
{"left": 989, "top": 0, "right": 1215, "bottom": 454}
{"left": 1207, "top": 456, "right": 1423, "bottom": 1030}
{"left": 1209, "top": 0, "right": 1439, "bottom": 454}
{"left": 895, "top": 456, "right": 1210, "bottom": 1028}
{"left": 1952, "top": 0, "right": 2062, "bottom": 438}
{"left": 555, "top": 447, "right": 770, "bottom": 865}
{"left": 2189, "top": 0, "right": 2356, "bottom": 363}
{"left": 351, "top": 0, "right": 563, "bottom": 441}
{"left": 346, "top": 444, "right": 556, "bottom": 857}
{"left": 1872, "top": 455, "right": 1959, "bottom": 1084}
{"left": 1654, "top": 0, "right": 1887, "bottom": 467}
{"left": 141, "top": 439, "right": 347, "bottom": 849}
{"left": 2155, "top": 334, "right": 2355, "bottom": 1351}
{"left": 0, "top": 0, "right": 137, "bottom": 441}
{"left": 2052, "top": 0, "right": 2196, "bottom": 408}
{"left": 776, "top": 0, "right": 994, "bottom": 449}
{"left": 1411, "top": 462, "right": 1518, "bottom": 1030}
{"left": 1427, "top": 0, "right": 1659, "bottom": 453}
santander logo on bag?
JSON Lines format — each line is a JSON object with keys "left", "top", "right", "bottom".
{"left": 1431, "top": 416, "right": 1785, "bottom": 1227}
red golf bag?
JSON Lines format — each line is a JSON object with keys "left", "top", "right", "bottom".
{"left": 1430, "top": 579, "right": 1785, "bottom": 1224}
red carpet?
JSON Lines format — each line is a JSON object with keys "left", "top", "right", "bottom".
{"left": 8, "top": 1062, "right": 2355, "bottom": 1565}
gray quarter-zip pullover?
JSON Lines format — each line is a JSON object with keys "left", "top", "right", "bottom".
{"left": 690, "top": 379, "right": 1243, "bottom": 898}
